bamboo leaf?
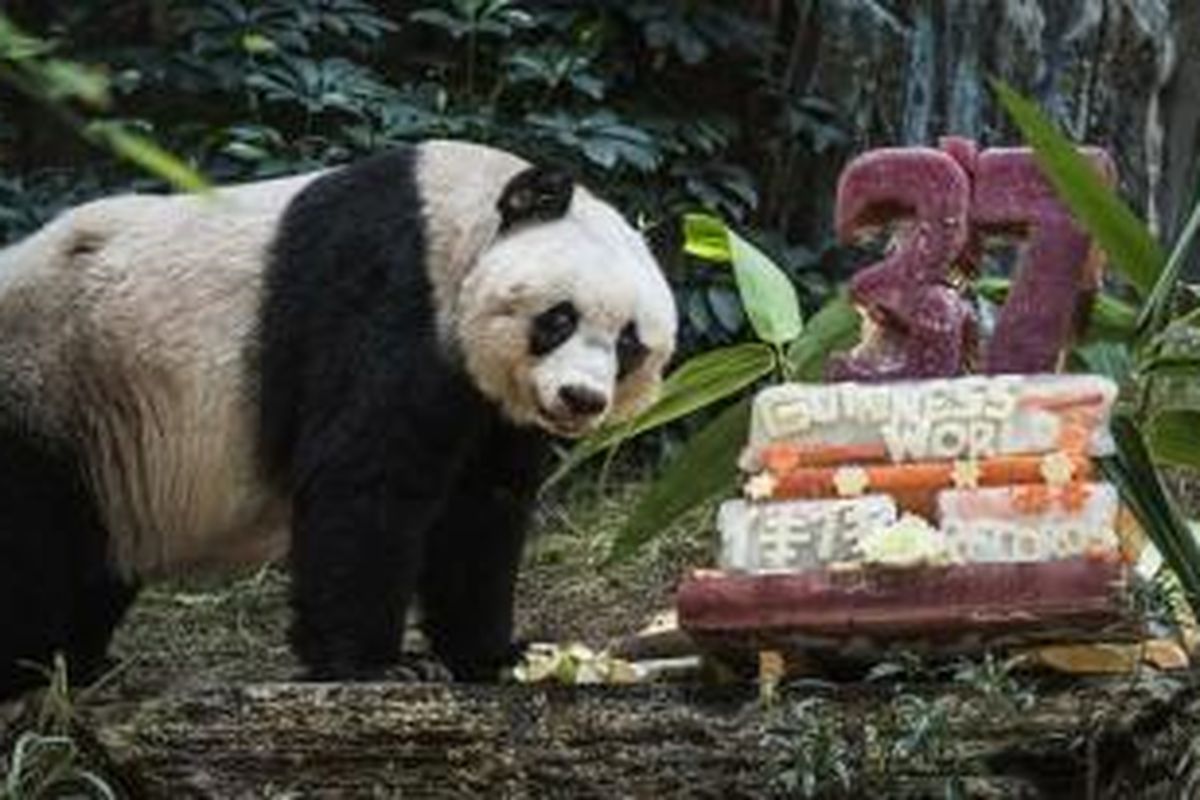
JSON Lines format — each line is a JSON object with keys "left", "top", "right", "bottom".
{"left": 1147, "top": 411, "right": 1200, "bottom": 470}
{"left": 607, "top": 398, "right": 750, "bottom": 563}
{"left": 543, "top": 343, "right": 774, "bottom": 489}
{"left": 682, "top": 213, "right": 732, "bottom": 262}
{"left": 1103, "top": 415, "right": 1200, "bottom": 616}
{"left": 727, "top": 229, "right": 803, "bottom": 344}
{"left": 1138, "top": 194, "right": 1200, "bottom": 337}
{"left": 785, "top": 290, "right": 861, "bottom": 379}
{"left": 1140, "top": 354, "right": 1200, "bottom": 380}
{"left": 1069, "top": 341, "right": 1133, "bottom": 385}
{"left": 617, "top": 342, "right": 774, "bottom": 437}
{"left": 992, "top": 80, "right": 1165, "bottom": 297}
{"left": 683, "top": 213, "right": 802, "bottom": 345}
{"left": 86, "top": 123, "right": 209, "bottom": 193}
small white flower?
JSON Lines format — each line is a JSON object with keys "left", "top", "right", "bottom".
{"left": 744, "top": 471, "right": 778, "bottom": 501}
{"left": 833, "top": 466, "right": 870, "bottom": 497}
{"left": 1040, "top": 451, "right": 1075, "bottom": 487}
{"left": 951, "top": 460, "right": 981, "bottom": 489}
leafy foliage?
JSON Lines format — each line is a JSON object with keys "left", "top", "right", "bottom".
{"left": 0, "top": 1, "right": 845, "bottom": 375}
{"left": 0, "top": 15, "right": 207, "bottom": 196}
{"left": 1, "top": 733, "right": 116, "bottom": 800}
{"left": 684, "top": 213, "right": 803, "bottom": 346}
{"left": 0, "top": 656, "right": 120, "bottom": 799}
{"left": 0, "top": 2, "right": 817, "bottom": 227}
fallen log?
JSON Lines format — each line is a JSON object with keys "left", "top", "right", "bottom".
{"left": 85, "top": 673, "right": 1200, "bottom": 798}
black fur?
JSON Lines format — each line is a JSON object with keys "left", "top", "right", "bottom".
{"left": 0, "top": 422, "right": 137, "bottom": 701}
{"left": 529, "top": 301, "right": 579, "bottom": 356}
{"left": 496, "top": 165, "right": 573, "bottom": 232}
{"left": 260, "top": 147, "right": 548, "bottom": 681}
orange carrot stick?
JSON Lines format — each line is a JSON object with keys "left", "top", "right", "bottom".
{"left": 761, "top": 441, "right": 891, "bottom": 472}
{"left": 769, "top": 454, "right": 1093, "bottom": 516}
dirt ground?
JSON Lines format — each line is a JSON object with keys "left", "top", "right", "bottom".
{"left": 86, "top": 467, "right": 1200, "bottom": 702}
{"left": 91, "top": 480, "right": 710, "bottom": 702}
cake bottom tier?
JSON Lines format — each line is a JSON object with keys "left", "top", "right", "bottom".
{"left": 677, "top": 558, "right": 1138, "bottom": 660}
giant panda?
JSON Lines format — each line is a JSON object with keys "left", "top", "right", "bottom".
{"left": 0, "top": 140, "right": 677, "bottom": 700}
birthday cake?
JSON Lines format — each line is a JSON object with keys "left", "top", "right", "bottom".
{"left": 676, "top": 138, "right": 1142, "bottom": 662}
{"left": 677, "top": 373, "right": 1138, "bottom": 658}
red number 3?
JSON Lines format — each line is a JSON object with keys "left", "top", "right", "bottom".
{"left": 828, "top": 137, "right": 1114, "bottom": 381}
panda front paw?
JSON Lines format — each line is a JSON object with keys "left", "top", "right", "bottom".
{"left": 381, "top": 653, "right": 454, "bottom": 683}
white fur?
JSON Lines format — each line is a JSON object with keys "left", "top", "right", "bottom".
{"left": 456, "top": 190, "right": 677, "bottom": 435}
{"left": 0, "top": 174, "right": 319, "bottom": 578}
{"left": 417, "top": 140, "right": 676, "bottom": 434}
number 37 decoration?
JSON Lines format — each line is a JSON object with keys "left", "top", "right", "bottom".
{"left": 828, "top": 136, "right": 1115, "bottom": 382}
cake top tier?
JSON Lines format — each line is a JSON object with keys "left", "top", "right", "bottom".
{"left": 741, "top": 373, "right": 1118, "bottom": 473}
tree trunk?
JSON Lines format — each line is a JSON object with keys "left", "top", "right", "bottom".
{"left": 771, "top": 0, "right": 1200, "bottom": 267}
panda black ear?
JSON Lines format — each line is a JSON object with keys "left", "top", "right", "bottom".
{"left": 496, "top": 166, "right": 574, "bottom": 232}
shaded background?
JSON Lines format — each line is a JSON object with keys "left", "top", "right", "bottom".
{"left": 1, "top": 0, "right": 1197, "bottom": 353}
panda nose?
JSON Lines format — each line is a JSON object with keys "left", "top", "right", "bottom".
{"left": 559, "top": 385, "right": 608, "bottom": 417}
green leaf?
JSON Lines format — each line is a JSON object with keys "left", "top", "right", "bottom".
{"left": 409, "top": 9, "right": 470, "bottom": 38}
{"left": 1069, "top": 340, "right": 1132, "bottom": 385}
{"left": 683, "top": 213, "right": 732, "bottom": 262}
{"left": 607, "top": 398, "right": 750, "bottom": 564}
{"left": 1139, "top": 353, "right": 1200, "bottom": 380}
{"left": 39, "top": 59, "right": 109, "bottom": 107}
{"left": 974, "top": 276, "right": 1010, "bottom": 306}
{"left": 1103, "top": 415, "right": 1200, "bottom": 617}
{"left": 1138, "top": 194, "right": 1200, "bottom": 337}
{"left": 0, "top": 16, "right": 55, "bottom": 60}
{"left": 728, "top": 229, "right": 803, "bottom": 345}
{"left": 241, "top": 32, "right": 278, "bottom": 55}
{"left": 543, "top": 342, "right": 775, "bottom": 489}
{"left": 992, "top": 80, "right": 1165, "bottom": 297}
{"left": 785, "top": 290, "right": 861, "bottom": 380}
{"left": 683, "top": 213, "right": 803, "bottom": 344}
{"left": 705, "top": 285, "right": 745, "bottom": 334}
{"left": 1085, "top": 294, "right": 1141, "bottom": 342}
{"left": 87, "top": 123, "right": 209, "bottom": 193}
{"left": 1147, "top": 411, "right": 1200, "bottom": 470}
{"left": 617, "top": 342, "right": 774, "bottom": 442}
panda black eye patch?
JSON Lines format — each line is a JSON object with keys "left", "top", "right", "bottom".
{"left": 530, "top": 301, "right": 579, "bottom": 356}
{"left": 617, "top": 322, "right": 649, "bottom": 379}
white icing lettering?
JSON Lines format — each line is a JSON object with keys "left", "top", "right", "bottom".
{"left": 929, "top": 421, "right": 968, "bottom": 459}
{"left": 882, "top": 419, "right": 931, "bottom": 461}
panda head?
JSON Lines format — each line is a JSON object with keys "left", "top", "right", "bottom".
{"left": 454, "top": 163, "right": 676, "bottom": 438}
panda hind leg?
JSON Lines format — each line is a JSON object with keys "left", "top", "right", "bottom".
{"left": 0, "top": 427, "right": 137, "bottom": 701}
{"left": 418, "top": 422, "right": 546, "bottom": 683}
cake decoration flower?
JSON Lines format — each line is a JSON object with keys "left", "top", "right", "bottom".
{"left": 833, "top": 466, "right": 870, "bottom": 497}
{"left": 743, "top": 471, "right": 778, "bottom": 501}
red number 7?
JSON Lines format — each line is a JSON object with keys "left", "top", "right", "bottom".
{"left": 829, "top": 138, "right": 1114, "bottom": 380}
{"left": 972, "top": 146, "right": 1115, "bottom": 374}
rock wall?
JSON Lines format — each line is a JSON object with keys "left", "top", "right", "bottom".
{"left": 780, "top": 0, "right": 1198, "bottom": 256}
